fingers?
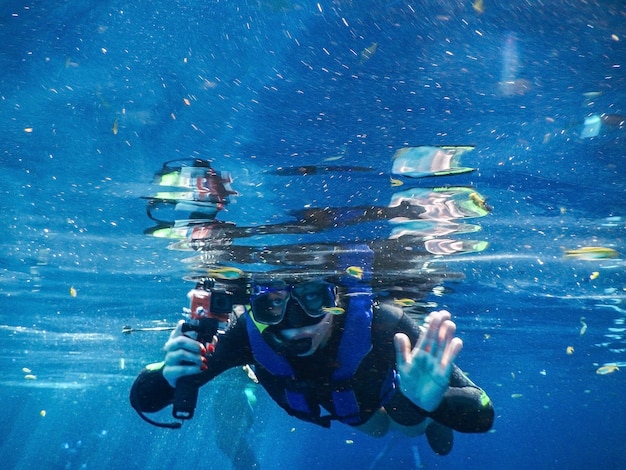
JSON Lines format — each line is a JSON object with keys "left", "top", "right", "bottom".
{"left": 162, "top": 322, "right": 207, "bottom": 387}
{"left": 164, "top": 321, "right": 207, "bottom": 356}
{"left": 394, "top": 333, "right": 412, "bottom": 367}
{"left": 442, "top": 337, "right": 463, "bottom": 368}
{"left": 168, "top": 319, "right": 185, "bottom": 340}
{"left": 164, "top": 348, "right": 206, "bottom": 368}
{"left": 418, "top": 310, "right": 462, "bottom": 367}
{"left": 417, "top": 310, "right": 451, "bottom": 356}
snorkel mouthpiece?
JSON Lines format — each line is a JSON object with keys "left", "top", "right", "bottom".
{"left": 261, "top": 328, "right": 313, "bottom": 356}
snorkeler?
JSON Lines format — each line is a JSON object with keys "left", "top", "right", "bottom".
{"left": 130, "top": 270, "right": 494, "bottom": 456}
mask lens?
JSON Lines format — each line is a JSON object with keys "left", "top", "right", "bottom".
{"left": 292, "top": 281, "right": 335, "bottom": 318}
{"left": 251, "top": 286, "right": 290, "bottom": 325}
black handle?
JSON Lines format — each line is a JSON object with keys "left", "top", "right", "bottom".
{"left": 172, "top": 375, "right": 200, "bottom": 420}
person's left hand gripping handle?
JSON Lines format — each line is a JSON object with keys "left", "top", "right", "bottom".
{"left": 162, "top": 320, "right": 208, "bottom": 388}
{"left": 394, "top": 310, "right": 463, "bottom": 412}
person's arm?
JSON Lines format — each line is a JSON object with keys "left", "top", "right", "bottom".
{"left": 392, "top": 309, "right": 493, "bottom": 432}
{"left": 429, "top": 365, "right": 494, "bottom": 433}
{"left": 394, "top": 310, "right": 463, "bottom": 412}
{"left": 130, "top": 316, "right": 251, "bottom": 414}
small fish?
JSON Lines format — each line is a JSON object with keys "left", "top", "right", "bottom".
{"left": 564, "top": 246, "right": 619, "bottom": 260}
{"left": 472, "top": 0, "right": 484, "bottom": 14}
{"left": 206, "top": 267, "right": 244, "bottom": 280}
{"left": 511, "top": 393, "right": 523, "bottom": 399}
{"left": 390, "top": 177, "right": 403, "bottom": 187}
{"left": 566, "top": 346, "right": 574, "bottom": 355}
{"left": 112, "top": 117, "right": 119, "bottom": 135}
{"left": 393, "top": 298, "right": 416, "bottom": 307}
{"left": 69, "top": 286, "right": 77, "bottom": 297}
{"left": 24, "top": 374, "right": 37, "bottom": 380}
{"left": 345, "top": 266, "right": 363, "bottom": 279}
{"left": 469, "top": 192, "right": 488, "bottom": 211}
{"left": 22, "top": 367, "right": 32, "bottom": 374}
{"left": 360, "top": 42, "right": 378, "bottom": 63}
{"left": 579, "top": 317, "right": 587, "bottom": 336}
{"left": 596, "top": 364, "right": 619, "bottom": 375}
{"left": 322, "top": 307, "right": 345, "bottom": 315}
{"left": 589, "top": 271, "right": 599, "bottom": 280}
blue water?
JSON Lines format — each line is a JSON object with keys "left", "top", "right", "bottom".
{"left": 2, "top": 1, "right": 625, "bottom": 469}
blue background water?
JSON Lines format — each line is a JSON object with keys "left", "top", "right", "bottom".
{"left": 1, "top": 1, "right": 625, "bottom": 469}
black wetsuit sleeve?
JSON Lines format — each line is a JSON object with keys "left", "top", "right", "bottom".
{"left": 430, "top": 366, "right": 494, "bottom": 433}
{"left": 129, "top": 316, "right": 253, "bottom": 414}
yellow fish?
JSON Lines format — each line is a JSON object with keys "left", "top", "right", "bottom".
{"left": 69, "top": 286, "right": 77, "bottom": 297}
{"left": 473, "top": 0, "right": 484, "bottom": 14}
{"left": 322, "top": 307, "right": 345, "bottom": 315}
{"left": 393, "top": 298, "right": 416, "bottom": 307}
{"left": 566, "top": 346, "right": 574, "bottom": 355}
{"left": 596, "top": 364, "right": 619, "bottom": 375}
{"left": 345, "top": 266, "right": 363, "bottom": 279}
{"left": 564, "top": 246, "right": 619, "bottom": 260}
{"left": 360, "top": 42, "right": 378, "bottom": 63}
{"left": 206, "top": 267, "right": 244, "bottom": 280}
{"left": 390, "top": 177, "right": 403, "bottom": 187}
{"left": 112, "top": 117, "right": 119, "bottom": 135}
{"left": 469, "top": 192, "right": 488, "bottom": 211}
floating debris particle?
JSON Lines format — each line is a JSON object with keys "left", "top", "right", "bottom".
{"left": 596, "top": 365, "right": 619, "bottom": 375}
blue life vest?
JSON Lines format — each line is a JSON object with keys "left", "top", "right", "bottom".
{"left": 245, "top": 286, "right": 397, "bottom": 427}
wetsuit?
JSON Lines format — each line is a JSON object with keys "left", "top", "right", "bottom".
{"left": 130, "top": 302, "right": 493, "bottom": 434}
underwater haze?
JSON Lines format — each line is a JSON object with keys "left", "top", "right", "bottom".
{"left": 1, "top": 1, "right": 626, "bottom": 469}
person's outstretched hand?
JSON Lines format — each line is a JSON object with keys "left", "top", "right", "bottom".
{"left": 162, "top": 320, "right": 208, "bottom": 388}
{"left": 394, "top": 310, "right": 463, "bottom": 412}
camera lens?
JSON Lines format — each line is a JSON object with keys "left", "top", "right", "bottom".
{"left": 210, "top": 291, "right": 233, "bottom": 314}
